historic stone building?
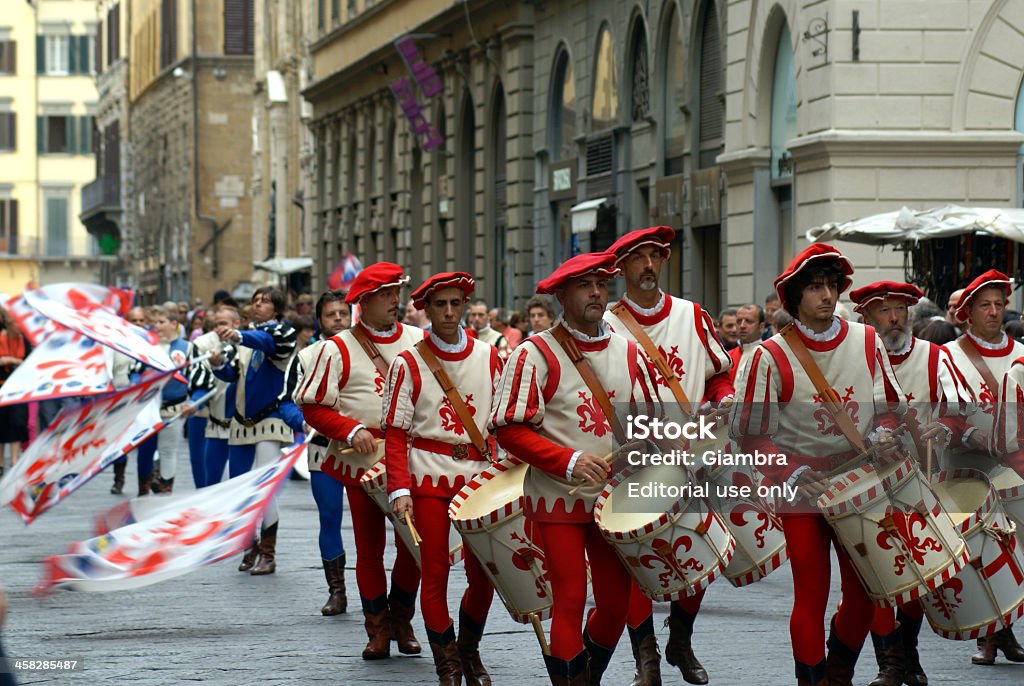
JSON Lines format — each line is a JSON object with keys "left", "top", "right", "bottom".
{"left": 306, "top": 0, "right": 1024, "bottom": 310}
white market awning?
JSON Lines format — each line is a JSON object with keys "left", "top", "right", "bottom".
{"left": 806, "top": 205, "right": 1024, "bottom": 246}
{"left": 570, "top": 197, "right": 607, "bottom": 234}
{"left": 253, "top": 257, "right": 313, "bottom": 275}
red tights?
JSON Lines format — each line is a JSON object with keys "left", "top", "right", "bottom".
{"left": 345, "top": 484, "right": 420, "bottom": 604}
{"left": 870, "top": 600, "right": 923, "bottom": 635}
{"left": 414, "top": 495, "right": 494, "bottom": 633}
{"left": 536, "top": 520, "right": 631, "bottom": 660}
{"left": 784, "top": 513, "right": 875, "bottom": 666}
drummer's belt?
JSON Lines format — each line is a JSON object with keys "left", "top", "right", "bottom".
{"left": 310, "top": 434, "right": 331, "bottom": 448}
{"left": 412, "top": 436, "right": 493, "bottom": 461}
{"left": 208, "top": 415, "right": 232, "bottom": 429}
{"left": 234, "top": 400, "right": 280, "bottom": 428}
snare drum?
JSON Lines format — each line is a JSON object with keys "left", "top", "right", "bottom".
{"left": 707, "top": 454, "right": 787, "bottom": 587}
{"left": 991, "top": 465, "right": 1024, "bottom": 549}
{"left": 818, "top": 455, "right": 968, "bottom": 606}
{"left": 923, "top": 469, "right": 1024, "bottom": 640}
{"left": 360, "top": 462, "right": 463, "bottom": 568}
{"left": 449, "top": 458, "right": 553, "bottom": 624}
{"left": 594, "top": 462, "right": 734, "bottom": 602}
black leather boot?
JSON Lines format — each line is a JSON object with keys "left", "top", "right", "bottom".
{"left": 544, "top": 651, "right": 589, "bottom": 686}
{"left": 456, "top": 607, "right": 490, "bottom": 686}
{"left": 665, "top": 604, "right": 708, "bottom": 685}
{"left": 627, "top": 615, "right": 662, "bottom": 686}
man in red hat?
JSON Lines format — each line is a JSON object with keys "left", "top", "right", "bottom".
{"left": 384, "top": 272, "right": 500, "bottom": 686}
{"left": 490, "top": 252, "right": 661, "bottom": 685}
{"left": 850, "top": 280, "right": 976, "bottom": 686}
{"left": 296, "top": 262, "right": 424, "bottom": 660}
{"left": 942, "top": 268, "right": 1024, "bottom": 665}
{"left": 731, "top": 243, "right": 907, "bottom": 686}
{"left": 603, "top": 226, "right": 733, "bottom": 686}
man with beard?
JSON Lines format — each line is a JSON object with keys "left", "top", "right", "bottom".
{"left": 942, "top": 269, "right": 1024, "bottom": 665}
{"left": 729, "top": 304, "right": 765, "bottom": 390}
{"left": 850, "top": 281, "right": 976, "bottom": 686}
{"left": 296, "top": 264, "right": 424, "bottom": 659}
{"left": 603, "top": 226, "right": 733, "bottom": 686}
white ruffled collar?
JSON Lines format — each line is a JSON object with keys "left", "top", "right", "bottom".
{"left": 795, "top": 316, "right": 842, "bottom": 342}
{"left": 430, "top": 326, "right": 468, "bottom": 353}
{"left": 361, "top": 321, "right": 397, "bottom": 338}
{"left": 623, "top": 291, "right": 667, "bottom": 317}
{"left": 967, "top": 328, "right": 1007, "bottom": 351}
{"left": 886, "top": 333, "right": 913, "bottom": 356}
{"left": 558, "top": 317, "right": 611, "bottom": 343}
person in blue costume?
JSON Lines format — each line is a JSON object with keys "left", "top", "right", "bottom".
{"left": 212, "top": 287, "right": 304, "bottom": 575}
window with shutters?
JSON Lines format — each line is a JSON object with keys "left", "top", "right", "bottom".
{"left": 630, "top": 20, "right": 649, "bottom": 122}
{"left": 40, "top": 115, "right": 70, "bottom": 153}
{"left": 549, "top": 48, "right": 575, "bottom": 161}
{"left": 84, "top": 30, "right": 97, "bottom": 75}
{"left": 107, "top": 4, "right": 121, "bottom": 66}
{"left": 45, "top": 34, "right": 70, "bottom": 75}
{"left": 0, "top": 41, "right": 15, "bottom": 75}
{"left": 591, "top": 26, "right": 618, "bottom": 131}
{"left": 0, "top": 199, "right": 17, "bottom": 254}
{"left": 697, "top": 1, "right": 723, "bottom": 169}
{"left": 95, "top": 23, "right": 102, "bottom": 75}
{"left": 662, "top": 6, "right": 685, "bottom": 174}
{"left": 160, "top": 0, "right": 177, "bottom": 69}
{"left": 224, "top": 0, "right": 254, "bottom": 55}
{"left": 0, "top": 112, "right": 14, "bottom": 151}
{"left": 44, "top": 192, "right": 69, "bottom": 257}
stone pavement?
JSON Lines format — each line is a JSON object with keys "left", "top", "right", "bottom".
{"left": 1, "top": 458, "right": 1022, "bottom": 685}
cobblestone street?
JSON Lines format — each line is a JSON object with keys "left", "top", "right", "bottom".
{"left": 1, "top": 460, "right": 1021, "bottom": 685}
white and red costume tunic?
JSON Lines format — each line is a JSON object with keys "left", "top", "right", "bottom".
{"left": 992, "top": 356, "right": 1024, "bottom": 478}
{"left": 296, "top": 321, "right": 423, "bottom": 613}
{"left": 382, "top": 329, "right": 500, "bottom": 638}
{"left": 731, "top": 316, "right": 907, "bottom": 678}
{"left": 490, "top": 320, "right": 661, "bottom": 660}
{"left": 604, "top": 290, "right": 734, "bottom": 627}
{"left": 728, "top": 340, "right": 761, "bottom": 391}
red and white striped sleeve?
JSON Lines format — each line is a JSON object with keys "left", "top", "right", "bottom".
{"left": 696, "top": 303, "right": 734, "bottom": 379}
{"left": 992, "top": 359, "right": 1024, "bottom": 462}
{"left": 729, "top": 346, "right": 780, "bottom": 441}
{"left": 870, "top": 333, "right": 907, "bottom": 429}
{"left": 294, "top": 337, "right": 349, "bottom": 409}
{"left": 629, "top": 343, "right": 663, "bottom": 416}
{"left": 382, "top": 351, "right": 419, "bottom": 497}
{"left": 489, "top": 342, "right": 547, "bottom": 431}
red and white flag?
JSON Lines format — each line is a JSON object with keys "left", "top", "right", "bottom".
{"left": 6, "top": 283, "right": 134, "bottom": 346}
{"left": 23, "top": 287, "right": 171, "bottom": 371}
{"left": 36, "top": 440, "right": 306, "bottom": 594}
{"left": 0, "top": 373, "right": 169, "bottom": 524}
{"left": 0, "top": 329, "right": 114, "bottom": 406}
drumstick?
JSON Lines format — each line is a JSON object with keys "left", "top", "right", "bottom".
{"left": 926, "top": 438, "right": 934, "bottom": 478}
{"left": 404, "top": 511, "right": 422, "bottom": 547}
{"left": 529, "top": 613, "right": 550, "bottom": 656}
{"left": 568, "top": 451, "right": 615, "bottom": 497}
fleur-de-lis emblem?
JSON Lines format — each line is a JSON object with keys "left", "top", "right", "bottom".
{"left": 978, "top": 382, "right": 996, "bottom": 417}
{"left": 876, "top": 510, "right": 943, "bottom": 576}
{"left": 812, "top": 386, "right": 860, "bottom": 436}
{"left": 440, "top": 394, "right": 476, "bottom": 435}
{"left": 373, "top": 368, "right": 386, "bottom": 397}
{"left": 576, "top": 390, "right": 616, "bottom": 436}
{"left": 655, "top": 345, "right": 685, "bottom": 386}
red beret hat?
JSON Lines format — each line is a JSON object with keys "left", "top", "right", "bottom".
{"left": 536, "top": 252, "right": 621, "bottom": 295}
{"left": 773, "top": 243, "right": 854, "bottom": 303}
{"left": 410, "top": 272, "right": 475, "bottom": 310}
{"left": 344, "top": 262, "right": 409, "bottom": 304}
{"left": 849, "top": 281, "right": 924, "bottom": 314}
{"left": 607, "top": 226, "right": 675, "bottom": 263}
{"left": 954, "top": 269, "right": 1011, "bottom": 322}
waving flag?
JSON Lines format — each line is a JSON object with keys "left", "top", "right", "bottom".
{"left": 0, "top": 373, "right": 170, "bottom": 524}
{"left": 326, "top": 252, "right": 363, "bottom": 291}
{"left": 36, "top": 440, "right": 306, "bottom": 594}
{"left": 24, "top": 287, "right": 171, "bottom": 371}
{"left": 5, "top": 283, "right": 134, "bottom": 346}
{"left": 0, "top": 330, "right": 114, "bottom": 407}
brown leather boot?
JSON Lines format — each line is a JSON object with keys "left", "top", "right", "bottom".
{"left": 867, "top": 628, "right": 905, "bottom": 686}
{"left": 150, "top": 476, "right": 174, "bottom": 494}
{"left": 362, "top": 607, "right": 392, "bottom": 660}
{"left": 456, "top": 608, "right": 490, "bottom": 686}
{"left": 627, "top": 617, "right": 662, "bottom": 686}
{"left": 250, "top": 524, "right": 277, "bottom": 575}
{"left": 990, "top": 626, "right": 1024, "bottom": 662}
{"left": 237, "top": 540, "right": 259, "bottom": 572}
{"left": 665, "top": 606, "right": 708, "bottom": 685}
{"left": 896, "top": 609, "right": 928, "bottom": 686}
{"left": 137, "top": 472, "right": 152, "bottom": 497}
{"left": 389, "top": 588, "right": 423, "bottom": 655}
{"left": 110, "top": 461, "right": 126, "bottom": 495}
{"left": 320, "top": 555, "right": 347, "bottom": 615}
{"left": 428, "top": 625, "right": 462, "bottom": 686}
{"left": 824, "top": 618, "right": 862, "bottom": 686}
{"left": 544, "top": 651, "right": 589, "bottom": 686}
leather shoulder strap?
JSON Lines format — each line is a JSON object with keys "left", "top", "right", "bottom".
{"left": 414, "top": 340, "right": 494, "bottom": 463}
{"left": 780, "top": 324, "right": 866, "bottom": 452}
{"left": 611, "top": 301, "right": 693, "bottom": 416}
{"left": 349, "top": 324, "right": 391, "bottom": 378}
{"left": 957, "top": 336, "right": 1002, "bottom": 398}
{"left": 550, "top": 324, "right": 627, "bottom": 444}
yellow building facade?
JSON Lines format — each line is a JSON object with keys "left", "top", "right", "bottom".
{"left": 0, "top": 0, "right": 104, "bottom": 297}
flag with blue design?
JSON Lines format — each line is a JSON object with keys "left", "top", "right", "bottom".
{"left": 326, "top": 252, "right": 363, "bottom": 291}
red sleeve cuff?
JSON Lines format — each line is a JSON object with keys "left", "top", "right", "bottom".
{"left": 495, "top": 424, "right": 574, "bottom": 478}
{"left": 301, "top": 404, "right": 360, "bottom": 442}
{"left": 384, "top": 426, "right": 411, "bottom": 494}
{"left": 704, "top": 372, "right": 735, "bottom": 404}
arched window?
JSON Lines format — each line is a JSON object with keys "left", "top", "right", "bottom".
{"left": 591, "top": 25, "right": 618, "bottom": 131}
{"left": 489, "top": 84, "right": 508, "bottom": 306}
{"left": 697, "top": 1, "right": 723, "bottom": 168}
{"left": 550, "top": 48, "right": 576, "bottom": 159}
{"left": 455, "top": 92, "right": 476, "bottom": 272}
{"left": 630, "top": 19, "right": 649, "bottom": 122}
{"left": 663, "top": 6, "right": 685, "bottom": 174}
{"left": 770, "top": 22, "right": 796, "bottom": 180}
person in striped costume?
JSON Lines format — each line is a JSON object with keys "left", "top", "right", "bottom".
{"left": 603, "top": 225, "right": 734, "bottom": 686}
{"left": 491, "top": 252, "right": 662, "bottom": 686}
{"left": 296, "top": 263, "right": 423, "bottom": 659}
{"left": 851, "top": 280, "right": 976, "bottom": 686}
{"left": 730, "top": 244, "right": 907, "bottom": 686}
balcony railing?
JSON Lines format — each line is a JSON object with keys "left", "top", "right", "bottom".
{"left": 81, "top": 174, "right": 121, "bottom": 220}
